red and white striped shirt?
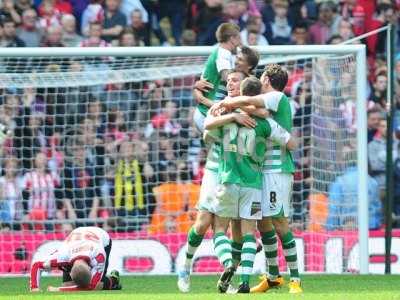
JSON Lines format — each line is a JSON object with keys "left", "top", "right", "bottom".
{"left": 23, "top": 171, "right": 60, "bottom": 219}
{"left": 30, "top": 227, "right": 110, "bottom": 290}
{"left": 79, "top": 38, "right": 110, "bottom": 47}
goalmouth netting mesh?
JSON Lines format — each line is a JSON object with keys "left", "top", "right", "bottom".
{"left": 0, "top": 47, "right": 368, "bottom": 275}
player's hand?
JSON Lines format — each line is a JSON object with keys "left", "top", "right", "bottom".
{"left": 234, "top": 113, "right": 256, "bottom": 128}
{"left": 210, "top": 101, "right": 230, "bottom": 116}
{"left": 194, "top": 79, "right": 213, "bottom": 92}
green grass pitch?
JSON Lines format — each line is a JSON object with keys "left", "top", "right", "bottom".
{"left": 1, "top": 275, "right": 400, "bottom": 300}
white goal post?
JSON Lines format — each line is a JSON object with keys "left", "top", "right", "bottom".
{"left": 0, "top": 44, "right": 369, "bottom": 275}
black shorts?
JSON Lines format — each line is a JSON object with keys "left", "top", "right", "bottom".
{"left": 62, "top": 239, "right": 112, "bottom": 283}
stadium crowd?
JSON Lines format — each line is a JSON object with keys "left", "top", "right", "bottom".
{"left": 0, "top": 0, "right": 399, "bottom": 234}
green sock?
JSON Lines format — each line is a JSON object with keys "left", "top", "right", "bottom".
{"left": 240, "top": 234, "right": 256, "bottom": 284}
{"left": 213, "top": 232, "right": 233, "bottom": 268}
{"left": 261, "top": 230, "right": 279, "bottom": 279}
{"left": 231, "top": 241, "right": 242, "bottom": 267}
{"left": 184, "top": 227, "right": 204, "bottom": 270}
{"left": 281, "top": 231, "right": 300, "bottom": 280}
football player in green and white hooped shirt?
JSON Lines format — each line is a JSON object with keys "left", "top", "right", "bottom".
{"left": 178, "top": 70, "right": 264, "bottom": 293}
{"left": 204, "top": 77, "right": 297, "bottom": 293}
{"left": 178, "top": 31, "right": 264, "bottom": 292}
{"left": 211, "top": 64, "right": 303, "bottom": 294}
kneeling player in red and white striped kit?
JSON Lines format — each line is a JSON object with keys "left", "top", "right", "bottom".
{"left": 30, "top": 227, "right": 121, "bottom": 292}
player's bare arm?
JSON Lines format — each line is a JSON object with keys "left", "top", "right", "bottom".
{"left": 209, "top": 95, "right": 264, "bottom": 115}
{"left": 240, "top": 105, "right": 270, "bottom": 119}
{"left": 194, "top": 79, "right": 214, "bottom": 92}
{"left": 193, "top": 88, "right": 214, "bottom": 107}
{"left": 204, "top": 113, "right": 256, "bottom": 130}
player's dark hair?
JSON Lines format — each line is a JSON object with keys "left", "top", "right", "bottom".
{"left": 215, "top": 23, "right": 240, "bottom": 43}
{"left": 240, "top": 76, "right": 262, "bottom": 96}
{"left": 262, "top": 64, "right": 288, "bottom": 92}
{"left": 241, "top": 46, "right": 259, "bottom": 72}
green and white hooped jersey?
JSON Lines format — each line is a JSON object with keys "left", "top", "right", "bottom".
{"left": 217, "top": 117, "right": 291, "bottom": 190}
{"left": 262, "top": 91, "right": 295, "bottom": 174}
{"left": 197, "top": 46, "right": 235, "bottom": 116}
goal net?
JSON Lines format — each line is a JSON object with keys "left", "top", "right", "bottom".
{"left": 0, "top": 46, "right": 370, "bottom": 276}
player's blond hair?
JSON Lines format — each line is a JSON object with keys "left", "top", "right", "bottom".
{"left": 71, "top": 259, "right": 91, "bottom": 288}
{"left": 215, "top": 23, "right": 240, "bottom": 43}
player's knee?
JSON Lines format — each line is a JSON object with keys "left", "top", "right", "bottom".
{"left": 194, "top": 212, "right": 213, "bottom": 235}
{"left": 257, "top": 218, "right": 273, "bottom": 232}
{"left": 273, "top": 218, "right": 289, "bottom": 237}
{"left": 71, "top": 259, "right": 91, "bottom": 289}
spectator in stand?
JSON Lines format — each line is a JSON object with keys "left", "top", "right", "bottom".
{"left": 339, "top": 0, "right": 366, "bottom": 37}
{"left": 146, "top": 100, "right": 181, "bottom": 139}
{"left": 240, "top": 14, "right": 268, "bottom": 45}
{"left": 368, "top": 118, "right": 397, "bottom": 196}
{"left": 309, "top": 1, "right": 341, "bottom": 44}
{"left": 17, "top": 9, "right": 43, "bottom": 47}
{"left": 149, "top": 162, "right": 199, "bottom": 234}
{"left": 15, "top": 0, "right": 34, "bottom": 17}
{"left": 0, "top": 0, "right": 22, "bottom": 25}
{"left": 81, "top": 0, "right": 104, "bottom": 36}
{"left": 79, "top": 22, "right": 110, "bottom": 47}
{"left": 14, "top": 94, "right": 48, "bottom": 171}
{"left": 327, "top": 34, "right": 343, "bottom": 44}
{"left": 3, "top": 18, "right": 25, "bottom": 47}
{"left": 121, "top": 0, "right": 148, "bottom": 25}
{"left": 367, "top": 107, "right": 382, "bottom": 143}
{"left": 22, "top": 152, "right": 61, "bottom": 231}
{"left": 371, "top": 73, "right": 388, "bottom": 110}
{"left": 367, "top": 3, "right": 396, "bottom": 58}
{"left": 41, "top": 25, "right": 65, "bottom": 47}
{"left": 326, "top": 165, "right": 382, "bottom": 230}
{"left": 102, "top": 0, "right": 127, "bottom": 44}
{"left": 264, "top": 0, "right": 292, "bottom": 45}
{"left": 119, "top": 28, "right": 138, "bottom": 46}
{"left": 38, "top": 0, "right": 62, "bottom": 29}
{"left": 290, "top": 22, "right": 309, "bottom": 45}
{"left": 104, "top": 109, "right": 127, "bottom": 153}
{"left": 112, "top": 140, "right": 155, "bottom": 231}
{"left": 84, "top": 101, "right": 106, "bottom": 142}
{"left": 155, "top": 0, "right": 187, "bottom": 45}
{"left": 0, "top": 156, "right": 24, "bottom": 230}
{"left": 61, "top": 14, "right": 82, "bottom": 47}
{"left": 191, "top": 0, "right": 224, "bottom": 45}
{"left": 181, "top": 29, "right": 197, "bottom": 46}
{"left": 223, "top": 0, "right": 245, "bottom": 29}
{"left": 63, "top": 140, "right": 101, "bottom": 227}
{"left": 335, "top": 19, "right": 354, "bottom": 42}
{"left": 129, "top": 8, "right": 149, "bottom": 46}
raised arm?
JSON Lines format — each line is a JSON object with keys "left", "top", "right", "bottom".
{"left": 193, "top": 88, "right": 214, "bottom": 107}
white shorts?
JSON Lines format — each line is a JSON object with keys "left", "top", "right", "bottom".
{"left": 262, "top": 173, "right": 293, "bottom": 218}
{"left": 214, "top": 183, "right": 262, "bottom": 220}
{"left": 193, "top": 108, "right": 206, "bottom": 133}
{"left": 196, "top": 168, "right": 218, "bottom": 213}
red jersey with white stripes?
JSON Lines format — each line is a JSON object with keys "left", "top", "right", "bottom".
{"left": 23, "top": 170, "right": 60, "bottom": 219}
{"left": 30, "top": 227, "right": 110, "bottom": 290}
